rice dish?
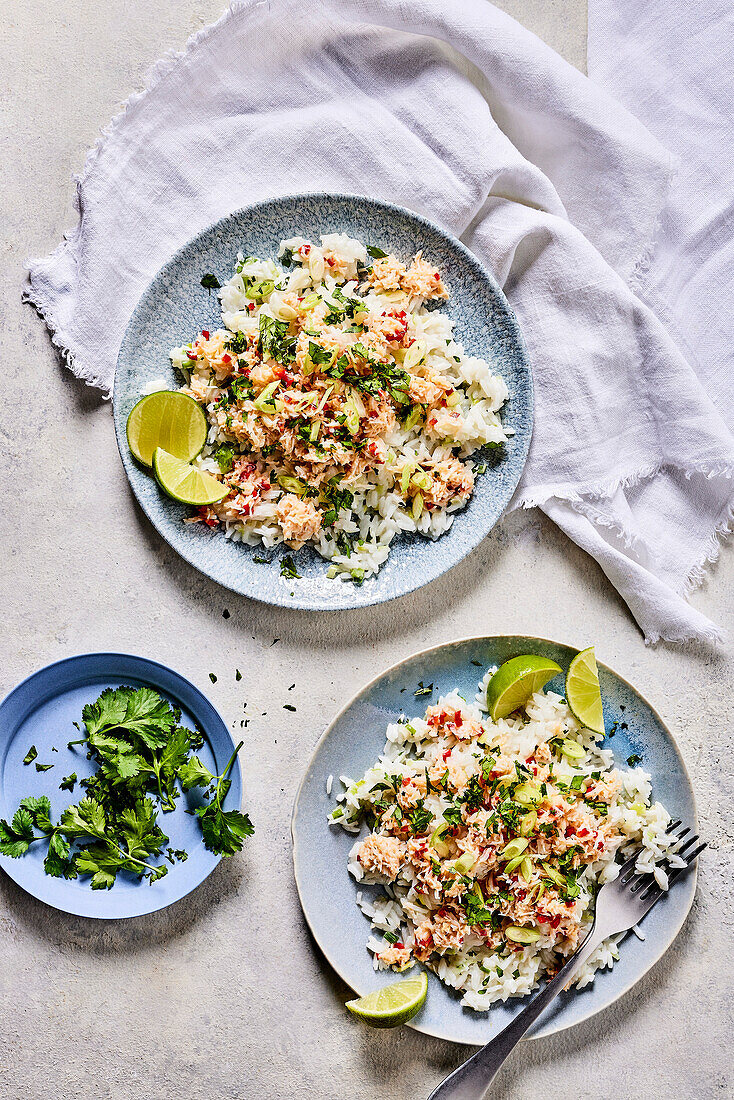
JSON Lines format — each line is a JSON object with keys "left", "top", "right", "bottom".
{"left": 168, "top": 233, "right": 511, "bottom": 582}
{"left": 329, "top": 666, "right": 685, "bottom": 1009}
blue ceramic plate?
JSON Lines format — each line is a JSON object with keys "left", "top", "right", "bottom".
{"left": 0, "top": 653, "right": 242, "bottom": 919}
{"left": 113, "top": 193, "right": 533, "bottom": 610}
{"left": 291, "top": 637, "right": 697, "bottom": 1044}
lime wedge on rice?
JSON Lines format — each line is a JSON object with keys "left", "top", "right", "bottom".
{"left": 126, "top": 390, "right": 207, "bottom": 467}
{"left": 153, "top": 448, "right": 229, "bottom": 506}
{"left": 486, "top": 654, "right": 563, "bottom": 721}
{"left": 345, "top": 971, "right": 428, "bottom": 1029}
{"left": 565, "top": 647, "right": 604, "bottom": 733}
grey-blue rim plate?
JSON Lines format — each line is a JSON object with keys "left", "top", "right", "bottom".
{"left": 291, "top": 636, "right": 697, "bottom": 1044}
{"left": 113, "top": 193, "right": 533, "bottom": 610}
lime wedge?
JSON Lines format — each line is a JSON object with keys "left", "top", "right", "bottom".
{"left": 565, "top": 647, "right": 604, "bottom": 733}
{"left": 486, "top": 654, "right": 563, "bottom": 721}
{"left": 127, "top": 391, "right": 207, "bottom": 467}
{"left": 153, "top": 448, "right": 229, "bottom": 506}
{"left": 345, "top": 971, "right": 428, "bottom": 1028}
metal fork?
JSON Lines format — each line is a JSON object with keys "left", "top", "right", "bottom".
{"left": 427, "top": 821, "right": 705, "bottom": 1100}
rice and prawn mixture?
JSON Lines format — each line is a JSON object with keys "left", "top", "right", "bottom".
{"left": 329, "top": 669, "right": 684, "bottom": 1009}
{"left": 171, "top": 233, "right": 510, "bottom": 582}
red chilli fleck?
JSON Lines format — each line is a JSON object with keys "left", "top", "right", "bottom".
{"left": 202, "top": 330, "right": 210, "bottom": 339}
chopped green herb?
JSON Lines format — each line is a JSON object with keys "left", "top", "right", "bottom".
{"left": 35, "top": 762, "right": 54, "bottom": 773}
{"left": 283, "top": 704, "right": 296, "bottom": 713}
{"left": 627, "top": 753, "right": 642, "bottom": 767}
{"left": 280, "top": 555, "right": 301, "bottom": 579}
{"left": 367, "top": 245, "right": 388, "bottom": 259}
{"left": 23, "top": 746, "right": 38, "bottom": 766}
{"left": 235, "top": 669, "right": 242, "bottom": 682}
{"left": 200, "top": 273, "right": 221, "bottom": 291}
{"left": 59, "top": 773, "right": 77, "bottom": 793}
{"left": 209, "top": 673, "right": 218, "bottom": 684}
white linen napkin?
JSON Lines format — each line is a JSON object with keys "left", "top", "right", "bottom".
{"left": 27, "top": 0, "right": 734, "bottom": 643}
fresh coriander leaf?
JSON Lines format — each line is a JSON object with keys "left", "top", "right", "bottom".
{"left": 200, "top": 273, "right": 221, "bottom": 291}
{"left": 196, "top": 805, "right": 254, "bottom": 856}
{"left": 367, "top": 245, "right": 388, "bottom": 259}
{"left": 178, "top": 755, "right": 215, "bottom": 792}
{"left": 627, "top": 753, "right": 642, "bottom": 767}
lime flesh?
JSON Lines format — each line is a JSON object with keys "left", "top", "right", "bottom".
{"left": 127, "top": 390, "right": 207, "bottom": 467}
{"left": 153, "top": 448, "right": 229, "bottom": 506}
{"left": 345, "top": 971, "right": 428, "bottom": 1028}
{"left": 565, "top": 647, "right": 604, "bottom": 733}
{"left": 486, "top": 655, "right": 563, "bottom": 721}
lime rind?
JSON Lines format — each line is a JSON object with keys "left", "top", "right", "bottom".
{"left": 565, "top": 646, "right": 605, "bottom": 733}
{"left": 153, "top": 448, "right": 229, "bottom": 506}
{"left": 345, "top": 971, "right": 428, "bottom": 1028}
{"left": 126, "top": 390, "right": 207, "bottom": 467}
{"left": 487, "top": 655, "right": 563, "bottom": 721}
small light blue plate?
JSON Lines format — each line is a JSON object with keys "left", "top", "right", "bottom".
{"left": 291, "top": 636, "right": 698, "bottom": 1044}
{"left": 113, "top": 193, "right": 533, "bottom": 610}
{"left": 0, "top": 653, "right": 242, "bottom": 919}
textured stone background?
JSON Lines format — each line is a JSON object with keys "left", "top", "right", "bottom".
{"left": 1, "top": 3, "right": 731, "bottom": 1098}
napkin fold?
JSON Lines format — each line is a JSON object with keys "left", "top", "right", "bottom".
{"left": 27, "top": 0, "right": 734, "bottom": 642}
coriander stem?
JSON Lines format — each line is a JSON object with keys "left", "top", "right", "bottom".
{"left": 214, "top": 742, "right": 244, "bottom": 807}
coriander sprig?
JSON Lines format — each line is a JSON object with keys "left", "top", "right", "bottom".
{"left": 0, "top": 686, "right": 254, "bottom": 889}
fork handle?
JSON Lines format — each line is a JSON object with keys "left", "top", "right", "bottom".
{"left": 427, "top": 925, "right": 603, "bottom": 1100}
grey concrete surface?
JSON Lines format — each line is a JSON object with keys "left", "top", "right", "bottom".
{"left": 1, "top": 2, "right": 731, "bottom": 1099}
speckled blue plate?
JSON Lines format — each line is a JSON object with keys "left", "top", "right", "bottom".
{"left": 291, "top": 637, "right": 697, "bottom": 1044}
{"left": 0, "top": 653, "right": 242, "bottom": 919}
{"left": 113, "top": 194, "right": 533, "bottom": 610}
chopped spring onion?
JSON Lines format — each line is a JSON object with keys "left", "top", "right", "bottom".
{"left": 410, "top": 471, "right": 432, "bottom": 492}
{"left": 277, "top": 474, "right": 308, "bottom": 495}
{"left": 245, "top": 279, "right": 275, "bottom": 301}
{"left": 403, "top": 406, "right": 422, "bottom": 432}
{"left": 412, "top": 493, "right": 424, "bottom": 521}
{"left": 519, "top": 810, "right": 537, "bottom": 837}
{"left": 253, "top": 380, "right": 280, "bottom": 411}
{"left": 429, "top": 823, "right": 450, "bottom": 857}
{"left": 514, "top": 782, "right": 541, "bottom": 806}
{"left": 445, "top": 390, "right": 461, "bottom": 407}
{"left": 519, "top": 856, "right": 533, "bottom": 883}
{"left": 505, "top": 926, "right": 540, "bottom": 944}
{"left": 300, "top": 293, "right": 321, "bottom": 311}
{"left": 500, "top": 837, "right": 529, "bottom": 861}
{"left": 560, "top": 738, "right": 586, "bottom": 761}
{"left": 326, "top": 565, "right": 339, "bottom": 579}
{"left": 452, "top": 851, "right": 476, "bottom": 875}
{"left": 403, "top": 339, "right": 427, "bottom": 372}
{"left": 400, "top": 462, "right": 416, "bottom": 494}
{"left": 540, "top": 862, "right": 565, "bottom": 888}
{"left": 309, "top": 422, "right": 320, "bottom": 442}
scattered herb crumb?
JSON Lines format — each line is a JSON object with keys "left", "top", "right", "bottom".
{"left": 288, "top": 684, "right": 295, "bottom": 691}
{"left": 51, "top": 747, "right": 58, "bottom": 753}
{"left": 200, "top": 272, "right": 221, "bottom": 291}
{"left": 222, "top": 609, "right": 230, "bottom": 619}
{"left": 22, "top": 746, "right": 38, "bottom": 766}
{"left": 59, "top": 773, "right": 77, "bottom": 793}
{"left": 470, "top": 660, "right": 482, "bottom": 667}
{"left": 283, "top": 704, "right": 296, "bottom": 712}
{"left": 627, "top": 753, "right": 642, "bottom": 767}
{"left": 35, "top": 762, "right": 54, "bottom": 773}
{"left": 253, "top": 555, "right": 268, "bottom": 564}
{"left": 414, "top": 681, "right": 434, "bottom": 697}
{"left": 280, "top": 555, "right": 301, "bottom": 579}
{"left": 270, "top": 639, "right": 280, "bottom": 647}
{"left": 235, "top": 669, "right": 242, "bottom": 682}
{"left": 209, "top": 673, "right": 218, "bottom": 684}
